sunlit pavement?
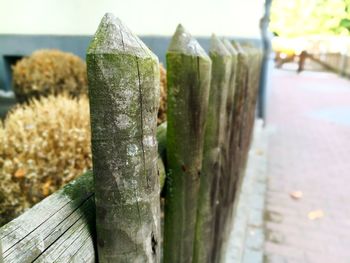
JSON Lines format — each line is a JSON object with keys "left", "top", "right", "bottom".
{"left": 264, "top": 68, "right": 350, "bottom": 263}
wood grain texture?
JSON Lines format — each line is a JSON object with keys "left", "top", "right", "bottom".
{"left": 240, "top": 46, "right": 263, "bottom": 169}
{"left": 0, "top": 171, "right": 96, "bottom": 263}
{"left": 163, "top": 24, "right": 211, "bottom": 263}
{"left": 211, "top": 40, "right": 250, "bottom": 263}
{"left": 193, "top": 35, "right": 232, "bottom": 263}
{"left": 217, "top": 44, "right": 263, "bottom": 262}
{"left": 87, "top": 13, "right": 161, "bottom": 263}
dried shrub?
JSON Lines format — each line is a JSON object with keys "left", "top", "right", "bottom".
{"left": 0, "top": 94, "right": 91, "bottom": 225}
{"left": 158, "top": 64, "right": 167, "bottom": 124}
{"left": 0, "top": 62, "right": 166, "bottom": 226}
{"left": 12, "top": 49, "right": 88, "bottom": 103}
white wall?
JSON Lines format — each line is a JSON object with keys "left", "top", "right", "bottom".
{"left": 0, "top": 0, "right": 264, "bottom": 37}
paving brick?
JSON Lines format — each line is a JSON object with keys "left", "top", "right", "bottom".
{"left": 265, "top": 242, "right": 305, "bottom": 260}
{"left": 264, "top": 69, "right": 350, "bottom": 263}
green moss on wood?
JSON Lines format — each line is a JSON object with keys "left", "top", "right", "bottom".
{"left": 87, "top": 13, "right": 160, "bottom": 263}
{"left": 193, "top": 35, "right": 232, "bottom": 263}
{"left": 163, "top": 24, "right": 211, "bottom": 263}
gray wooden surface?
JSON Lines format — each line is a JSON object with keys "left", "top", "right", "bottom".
{"left": 193, "top": 35, "right": 232, "bottom": 263}
{"left": 0, "top": 171, "right": 96, "bottom": 263}
{"left": 87, "top": 13, "right": 161, "bottom": 263}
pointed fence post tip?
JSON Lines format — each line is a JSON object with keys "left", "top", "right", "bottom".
{"left": 222, "top": 38, "right": 238, "bottom": 56}
{"left": 87, "top": 13, "right": 157, "bottom": 60}
{"left": 210, "top": 34, "right": 231, "bottom": 56}
{"left": 168, "top": 24, "right": 210, "bottom": 59}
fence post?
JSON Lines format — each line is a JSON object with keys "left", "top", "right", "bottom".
{"left": 221, "top": 38, "right": 238, "bottom": 197}
{"left": 219, "top": 37, "right": 239, "bottom": 256}
{"left": 241, "top": 46, "right": 263, "bottom": 161}
{"left": 87, "top": 13, "right": 160, "bottom": 263}
{"left": 222, "top": 38, "right": 238, "bottom": 150}
{"left": 212, "top": 41, "right": 249, "bottom": 263}
{"left": 193, "top": 35, "right": 231, "bottom": 263}
{"left": 226, "top": 41, "right": 248, "bottom": 205}
{"left": 164, "top": 24, "right": 211, "bottom": 263}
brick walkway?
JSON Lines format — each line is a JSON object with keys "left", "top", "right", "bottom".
{"left": 264, "top": 69, "right": 350, "bottom": 263}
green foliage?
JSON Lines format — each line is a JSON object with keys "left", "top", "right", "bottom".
{"left": 270, "top": 0, "right": 350, "bottom": 37}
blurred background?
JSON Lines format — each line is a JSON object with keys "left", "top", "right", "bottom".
{"left": 0, "top": 0, "right": 265, "bottom": 91}
{"left": 1, "top": 0, "right": 350, "bottom": 262}
{"left": 0, "top": 0, "right": 266, "bottom": 115}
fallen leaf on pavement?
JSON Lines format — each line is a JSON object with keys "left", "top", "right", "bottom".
{"left": 290, "top": 191, "right": 303, "bottom": 200}
{"left": 308, "top": 209, "right": 324, "bottom": 220}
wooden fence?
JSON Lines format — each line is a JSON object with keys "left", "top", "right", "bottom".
{"left": 297, "top": 51, "right": 350, "bottom": 76}
{"left": 313, "top": 52, "right": 350, "bottom": 77}
{"left": 0, "top": 13, "right": 262, "bottom": 263}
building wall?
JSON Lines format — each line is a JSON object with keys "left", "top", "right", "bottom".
{"left": 0, "top": 0, "right": 264, "bottom": 37}
{"left": 0, "top": 0, "right": 265, "bottom": 91}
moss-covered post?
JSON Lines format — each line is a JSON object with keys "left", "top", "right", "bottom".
{"left": 241, "top": 46, "right": 263, "bottom": 161}
{"left": 164, "top": 24, "right": 211, "bottom": 263}
{"left": 220, "top": 37, "right": 238, "bottom": 222}
{"left": 193, "top": 35, "right": 231, "bottom": 263}
{"left": 226, "top": 41, "right": 248, "bottom": 206}
{"left": 86, "top": 13, "right": 160, "bottom": 263}
{"left": 223, "top": 43, "right": 249, "bottom": 259}
{"left": 211, "top": 41, "right": 249, "bottom": 263}
{"left": 216, "top": 38, "right": 239, "bottom": 260}
{"left": 222, "top": 38, "right": 238, "bottom": 164}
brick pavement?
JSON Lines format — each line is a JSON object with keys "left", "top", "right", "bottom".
{"left": 264, "top": 69, "right": 350, "bottom": 263}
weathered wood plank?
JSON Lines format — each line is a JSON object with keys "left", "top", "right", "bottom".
{"left": 219, "top": 44, "right": 263, "bottom": 262}
{"left": 193, "top": 35, "right": 231, "bottom": 263}
{"left": 222, "top": 38, "right": 238, "bottom": 163}
{"left": 211, "top": 40, "right": 249, "bottom": 263}
{"left": 220, "top": 39, "right": 239, "bottom": 225}
{"left": 163, "top": 24, "right": 211, "bottom": 263}
{"left": 34, "top": 198, "right": 95, "bottom": 262}
{"left": 0, "top": 193, "right": 76, "bottom": 251}
{"left": 228, "top": 41, "right": 249, "bottom": 201}
{"left": 0, "top": 171, "right": 95, "bottom": 263}
{"left": 241, "top": 46, "right": 263, "bottom": 161}
{"left": 4, "top": 198, "right": 94, "bottom": 262}
{"left": 87, "top": 13, "right": 161, "bottom": 263}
